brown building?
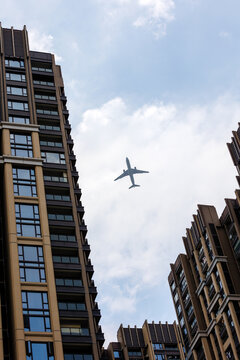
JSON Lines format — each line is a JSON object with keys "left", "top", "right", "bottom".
{"left": 0, "top": 25, "right": 104, "bottom": 359}
{"left": 107, "top": 322, "right": 185, "bottom": 360}
{"left": 168, "top": 123, "right": 240, "bottom": 359}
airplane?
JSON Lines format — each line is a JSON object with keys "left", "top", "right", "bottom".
{"left": 114, "top": 157, "right": 149, "bottom": 189}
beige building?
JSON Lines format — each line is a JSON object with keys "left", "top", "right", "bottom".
{"left": 168, "top": 121, "right": 240, "bottom": 360}
{"left": 106, "top": 322, "right": 185, "bottom": 360}
{"left": 0, "top": 25, "right": 104, "bottom": 359}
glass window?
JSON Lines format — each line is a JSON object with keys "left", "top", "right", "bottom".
{"left": 52, "top": 255, "right": 79, "bottom": 264}
{"left": 61, "top": 327, "right": 89, "bottom": 336}
{"left": 5, "top": 59, "right": 24, "bottom": 68}
{"left": 8, "top": 100, "right": 28, "bottom": 111}
{"left": 50, "top": 234, "right": 76, "bottom": 242}
{"left": 26, "top": 341, "right": 54, "bottom": 360}
{"left": 128, "top": 352, "right": 142, "bottom": 357}
{"left": 35, "top": 93, "right": 56, "bottom": 100}
{"left": 41, "top": 152, "right": 65, "bottom": 164}
{"left": 15, "top": 203, "right": 41, "bottom": 237}
{"left": 18, "top": 245, "right": 45, "bottom": 283}
{"left": 36, "top": 108, "right": 58, "bottom": 115}
{"left": 114, "top": 352, "right": 120, "bottom": 359}
{"left": 64, "top": 355, "right": 93, "bottom": 360}
{"left": 58, "top": 302, "right": 85, "bottom": 311}
{"left": 13, "top": 167, "right": 37, "bottom": 197}
{"left": 7, "top": 86, "right": 27, "bottom": 96}
{"left": 153, "top": 344, "right": 163, "bottom": 350}
{"left": 6, "top": 72, "right": 26, "bottom": 82}
{"left": 39, "top": 124, "right": 60, "bottom": 131}
{"left": 9, "top": 116, "right": 30, "bottom": 124}
{"left": 40, "top": 140, "right": 63, "bottom": 148}
{"left": 43, "top": 173, "right": 68, "bottom": 183}
{"left": 22, "top": 291, "right": 51, "bottom": 332}
{"left": 48, "top": 213, "right": 73, "bottom": 221}
{"left": 155, "top": 356, "right": 164, "bottom": 360}
{"left": 55, "top": 278, "right": 82, "bottom": 287}
{"left": 33, "top": 79, "right": 54, "bottom": 86}
{"left": 31, "top": 64, "right": 52, "bottom": 73}
{"left": 10, "top": 133, "right": 33, "bottom": 158}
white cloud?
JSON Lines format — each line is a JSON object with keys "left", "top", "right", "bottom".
{"left": 133, "top": 0, "right": 175, "bottom": 38}
{"left": 28, "top": 29, "right": 62, "bottom": 61}
{"left": 98, "top": 0, "right": 175, "bottom": 38}
{"left": 72, "top": 95, "right": 239, "bottom": 342}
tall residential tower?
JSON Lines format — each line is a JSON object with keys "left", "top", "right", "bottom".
{"left": 0, "top": 25, "right": 104, "bottom": 360}
{"left": 168, "top": 123, "right": 240, "bottom": 359}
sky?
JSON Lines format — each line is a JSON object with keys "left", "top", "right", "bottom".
{"left": 2, "top": 0, "right": 240, "bottom": 345}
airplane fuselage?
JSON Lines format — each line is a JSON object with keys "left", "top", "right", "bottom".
{"left": 126, "top": 157, "right": 135, "bottom": 186}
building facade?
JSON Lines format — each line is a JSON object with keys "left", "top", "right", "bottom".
{"left": 168, "top": 122, "right": 240, "bottom": 360}
{"left": 107, "top": 322, "right": 185, "bottom": 360}
{"left": 0, "top": 25, "right": 104, "bottom": 359}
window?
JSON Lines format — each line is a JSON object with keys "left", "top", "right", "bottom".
{"left": 50, "top": 234, "right": 76, "bottom": 242}
{"left": 40, "top": 140, "right": 63, "bottom": 148}
{"left": 48, "top": 213, "right": 73, "bottom": 221}
{"left": 10, "top": 133, "right": 33, "bottom": 157}
{"left": 114, "top": 352, "right": 121, "bottom": 358}
{"left": 39, "top": 124, "right": 60, "bottom": 131}
{"left": 64, "top": 355, "right": 93, "bottom": 360}
{"left": 180, "top": 317, "right": 185, "bottom": 327}
{"left": 155, "top": 355, "right": 164, "bottom": 360}
{"left": 9, "top": 115, "right": 30, "bottom": 124}
{"left": 15, "top": 203, "right": 41, "bottom": 237}
{"left": 128, "top": 352, "right": 142, "bottom": 357}
{"left": 171, "top": 281, "right": 176, "bottom": 292}
{"left": 58, "top": 302, "right": 86, "bottom": 311}
{"left": 153, "top": 344, "right": 163, "bottom": 350}
{"left": 7, "top": 86, "right": 27, "bottom": 96}
{"left": 26, "top": 341, "right": 54, "bottom": 360}
{"left": 33, "top": 79, "right": 54, "bottom": 86}
{"left": 55, "top": 278, "right": 82, "bottom": 287}
{"left": 44, "top": 173, "right": 68, "bottom": 182}
{"left": 5, "top": 58, "right": 24, "bottom": 68}
{"left": 52, "top": 255, "right": 79, "bottom": 264}
{"left": 35, "top": 94, "right": 56, "bottom": 100}
{"left": 32, "top": 64, "right": 52, "bottom": 73}
{"left": 22, "top": 291, "right": 51, "bottom": 332}
{"left": 18, "top": 245, "right": 45, "bottom": 282}
{"left": 6, "top": 72, "right": 26, "bottom": 82}
{"left": 36, "top": 108, "right": 58, "bottom": 116}
{"left": 61, "top": 326, "right": 89, "bottom": 336}
{"left": 41, "top": 152, "right": 65, "bottom": 164}
{"left": 13, "top": 167, "right": 37, "bottom": 197}
{"left": 174, "top": 292, "right": 179, "bottom": 303}
{"left": 8, "top": 100, "right": 28, "bottom": 111}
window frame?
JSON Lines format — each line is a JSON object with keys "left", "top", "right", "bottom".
{"left": 13, "top": 167, "right": 37, "bottom": 197}
{"left": 18, "top": 245, "right": 46, "bottom": 283}
{"left": 22, "top": 291, "right": 51, "bottom": 332}
{"left": 15, "top": 203, "right": 41, "bottom": 238}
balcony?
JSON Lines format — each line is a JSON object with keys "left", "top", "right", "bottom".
{"left": 58, "top": 303, "right": 88, "bottom": 319}
{"left": 80, "top": 221, "right": 88, "bottom": 237}
{"left": 61, "top": 327, "right": 92, "bottom": 345}
{"left": 96, "top": 326, "right": 104, "bottom": 346}
{"left": 82, "top": 240, "right": 90, "bottom": 256}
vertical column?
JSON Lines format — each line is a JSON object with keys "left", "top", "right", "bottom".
{"left": 3, "top": 162, "right": 26, "bottom": 359}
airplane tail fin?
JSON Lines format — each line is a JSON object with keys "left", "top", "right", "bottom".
{"left": 129, "top": 184, "right": 140, "bottom": 189}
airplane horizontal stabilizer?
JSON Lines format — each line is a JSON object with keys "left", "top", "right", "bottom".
{"left": 129, "top": 184, "right": 140, "bottom": 189}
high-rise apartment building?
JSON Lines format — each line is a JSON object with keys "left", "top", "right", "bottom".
{"left": 106, "top": 322, "right": 185, "bottom": 360}
{"left": 168, "top": 125, "right": 240, "bottom": 359}
{"left": 0, "top": 25, "right": 104, "bottom": 359}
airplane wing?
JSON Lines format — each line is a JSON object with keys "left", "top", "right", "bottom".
{"left": 114, "top": 170, "right": 130, "bottom": 181}
{"left": 132, "top": 169, "right": 149, "bottom": 174}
